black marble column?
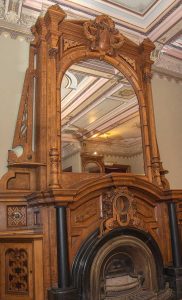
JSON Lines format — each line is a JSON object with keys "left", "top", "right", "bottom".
{"left": 165, "top": 201, "right": 182, "bottom": 299}
{"left": 48, "top": 206, "right": 79, "bottom": 300}
{"left": 56, "top": 206, "right": 70, "bottom": 288}
{"left": 168, "top": 202, "right": 182, "bottom": 267}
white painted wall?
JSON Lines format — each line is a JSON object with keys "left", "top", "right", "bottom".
{"left": 104, "top": 153, "right": 144, "bottom": 174}
{"left": 0, "top": 34, "right": 29, "bottom": 180}
{"left": 0, "top": 36, "right": 182, "bottom": 189}
{"left": 62, "top": 152, "right": 82, "bottom": 172}
{"left": 152, "top": 75, "right": 182, "bottom": 189}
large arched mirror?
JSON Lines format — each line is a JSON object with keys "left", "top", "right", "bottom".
{"left": 61, "top": 59, "right": 144, "bottom": 175}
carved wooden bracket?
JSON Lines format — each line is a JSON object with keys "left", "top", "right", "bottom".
{"left": 159, "top": 162, "right": 170, "bottom": 190}
{"left": 83, "top": 15, "right": 124, "bottom": 55}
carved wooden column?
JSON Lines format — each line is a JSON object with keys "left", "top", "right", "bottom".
{"left": 140, "top": 39, "right": 162, "bottom": 188}
{"left": 44, "top": 5, "right": 66, "bottom": 188}
{"left": 32, "top": 18, "right": 48, "bottom": 190}
{"left": 138, "top": 89, "right": 153, "bottom": 182}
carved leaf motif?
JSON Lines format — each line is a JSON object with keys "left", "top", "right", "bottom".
{"left": 64, "top": 39, "right": 82, "bottom": 51}
{"left": 5, "top": 248, "right": 28, "bottom": 294}
{"left": 102, "top": 189, "right": 115, "bottom": 219}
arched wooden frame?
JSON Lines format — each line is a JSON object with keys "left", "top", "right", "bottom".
{"left": 57, "top": 50, "right": 149, "bottom": 177}
{"left": 54, "top": 16, "right": 162, "bottom": 188}
{"left": 82, "top": 161, "right": 103, "bottom": 173}
{"left": 1, "top": 4, "right": 168, "bottom": 192}
{"left": 81, "top": 153, "right": 105, "bottom": 173}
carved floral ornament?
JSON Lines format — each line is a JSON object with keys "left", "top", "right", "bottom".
{"left": 83, "top": 15, "right": 125, "bottom": 55}
{"left": 5, "top": 248, "right": 28, "bottom": 294}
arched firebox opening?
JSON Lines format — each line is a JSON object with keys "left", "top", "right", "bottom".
{"left": 72, "top": 228, "right": 168, "bottom": 300}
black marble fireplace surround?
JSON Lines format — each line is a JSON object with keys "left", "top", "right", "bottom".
{"left": 48, "top": 227, "right": 175, "bottom": 300}
{"left": 73, "top": 228, "right": 165, "bottom": 299}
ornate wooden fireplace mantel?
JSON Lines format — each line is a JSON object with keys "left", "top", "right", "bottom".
{"left": 0, "top": 4, "right": 182, "bottom": 300}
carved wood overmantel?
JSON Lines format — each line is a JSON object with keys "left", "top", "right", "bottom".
{"left": 0, "top": 4, "right": 182, "bottom": 300}
{"left": 0, "top": 4, "right": 169, "bottom": 191}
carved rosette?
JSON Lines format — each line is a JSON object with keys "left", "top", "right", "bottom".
{"left": 7, "top": 205, "right": 27, "bottom": 227}
{"left": 143, "top": 69, "right": 153, "bottom": 82}
{"left": 48, "top": 47, "right": 58, "bottom": 58}
{"left": 100, "top": 187, "right": 148, "bottom": 237}
{"left": 83, "top": 15, "right": 124, "bottom": 55}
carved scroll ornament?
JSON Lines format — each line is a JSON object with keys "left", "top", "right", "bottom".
{"left": 100, "top": 187, "right": 147, "bottom": 237}
{"left": 84, "top": 15, "right": 124, "bottom": 55}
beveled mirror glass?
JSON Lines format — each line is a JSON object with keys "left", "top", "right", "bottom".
{"left": 61, "top": 59, "right": 144, "bottom": 174}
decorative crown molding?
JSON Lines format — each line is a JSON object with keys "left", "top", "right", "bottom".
{"left": 153, "top": 53, "right": 182, "bottom": 81}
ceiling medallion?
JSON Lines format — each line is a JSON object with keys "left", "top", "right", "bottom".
{"left": 83, "top": 15, "right": 125, "bottom": 55}
{"left": 116, "top": 88, "right": 135, "bottom": 99}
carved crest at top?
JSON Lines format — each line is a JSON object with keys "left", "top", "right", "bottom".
{"left": 83, "top": 15, "right": 124, "bottom": 55}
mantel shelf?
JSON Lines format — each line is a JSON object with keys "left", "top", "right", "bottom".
{"left": 8, "top": 162, "right": 46, "bottom": 168}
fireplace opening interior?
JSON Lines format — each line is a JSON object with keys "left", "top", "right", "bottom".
{"left": 101, "top": 252, "right": 144, "bottom": 299}
{"left": 88, "top": 235, "right": 171, "bottom": 300}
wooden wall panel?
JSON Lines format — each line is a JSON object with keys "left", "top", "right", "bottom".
{"left": 0, "top": 242, "right": 33, "bottom": 300}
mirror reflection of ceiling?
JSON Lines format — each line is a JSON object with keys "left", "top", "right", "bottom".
{"left": 61, "top": 60, "right": 142, "bottom": 159}
{"left": 0, "top": 0, "right": 181, "bottom": 78}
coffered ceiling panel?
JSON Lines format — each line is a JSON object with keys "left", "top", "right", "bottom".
{"left": 102, "top": 0, "right": 158, "bottom": 15}
{"left": 171, "top": 34, "right": 182, "bottom": 50}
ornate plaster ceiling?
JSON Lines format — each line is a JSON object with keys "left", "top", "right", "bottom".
{"left": 101, "top": 0, "right": 158, "bottom": 15}
{"left": 0, "top": 0, "right": 181, "bottom": 78}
